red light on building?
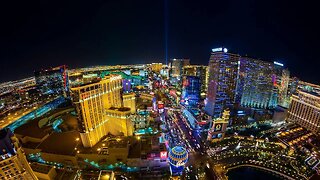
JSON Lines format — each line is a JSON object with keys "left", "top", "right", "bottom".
{"left": 160, "top": 151, "right": 168, "bottom": 159}
{"left": 197, "top": 121, "right": 207, "bottom": 125}
{"left": 158, "top": 104, "right": 164, "bottom": 109}
{"left": 158, "top": 101, "right": 164, "bottom": 109}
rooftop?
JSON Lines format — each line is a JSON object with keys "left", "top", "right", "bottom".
{"left": 38, "top": 131, "right": 81, "bottom": 156}
{"left": 108, "top": 140, "right": 129, "bottom": 149}
{"left": 31, "top": 163, "right": 53, "bottom": 174}
{"left": 300, "top": 90, "right": 320, "bottom": 97}
{"left": 108, "top": 107, "right": 131, "bottom": 112}
{"left": 14, "top": 117, "right": 50, "bottom": 139}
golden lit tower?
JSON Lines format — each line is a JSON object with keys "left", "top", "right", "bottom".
{"left": 171, "top": 58, "right": 190, "bottom": 78}
{"left": 71, "top": 75, "right": 123, "bottom": 147}
{"left": 122, "top": 93, "right": 136, "bottom": 114}
{"left": 287, "top": 90, "right": 320, "bottom": 134}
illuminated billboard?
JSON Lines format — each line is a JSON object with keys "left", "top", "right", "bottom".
{"left": 212, "top": 47, "right": 228, "bottom": 53}
{"left": 160, "top": 151, "right": 168, "bottom": 159}
{"left": 214, "top": 123, "right": 223, "bottom": 132}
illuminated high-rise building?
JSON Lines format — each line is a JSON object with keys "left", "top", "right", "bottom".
{"left": 34, "top": 65, "right": 69, "bottom": 97}
{"left": 0, "top": 129, "right": 38, "bottom": 179}
{"left": 277, "top": 68, "right": 290, "bottom": 107}
{"left": 150, "top": 63, "right": 163, "bottom": 73}
{"left": 204, "top": 48, "right": 240, "bottom": 117}
{"left": 180, "top": 76, "right": 200, "bottom": 106}
{"left": 182, "top": 65, "right": 208, "bottom": 96}
{"left": 270, "top": 61, "right": 290, "bottom": 108}
{"left": 171, "top": 58, "right": 190, "bottom": 78}
{"left": 71, "top": 75, "right": 123, "bottom": 147}
{"left": 287, "top": 90, "right": 320, "bottom": 134}
{"left": 239, "top": 58, "right": 276, "bottom": 109}
{"left": 288, "top": 77, "right": 299, "bottom": 97}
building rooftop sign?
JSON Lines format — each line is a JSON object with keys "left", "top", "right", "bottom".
{"left": 212, "top": 47, "right": 228, "bottom": 53}
{"left": 274, "top": 61, "right": 284, "bottom": 67}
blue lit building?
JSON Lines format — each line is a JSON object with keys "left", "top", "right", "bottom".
{"left": 205, "top": 48, "right": 290, "bottom": 117}
{"left": 122, "top": 79, "right": 132, "bottom": 93}
{"left": 34, "top": 65, "right": 69, "bottom": 97}
{"left": 168, "top": 146, "right": 188, "bottom": 176}
{"left": 182, "top": 65, "right": 208, "bottom": 97}
{"left": 181, "top": 76, "right": 200, "bottom": 106}
{"left": 239, "top": 58, "right": 286, "bottom": 109}
{"left": 239, "top": 57, "right": 274, "bottom": 108}
{"left": 204, "top": 48, "right": 240, "bottom": 118}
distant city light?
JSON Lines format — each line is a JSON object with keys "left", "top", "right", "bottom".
{"left": 274, "top": 61, "right": 284, "bottom": 66}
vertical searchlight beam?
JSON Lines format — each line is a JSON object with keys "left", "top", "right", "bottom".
{"left": 164, "top": 0, "right": 169, "bottom": 65}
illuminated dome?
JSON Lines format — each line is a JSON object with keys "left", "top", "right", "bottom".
{"left": 168, "top": 146, "right": 188, "bottom": 167}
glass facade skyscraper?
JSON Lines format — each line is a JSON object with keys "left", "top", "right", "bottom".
{"left": 170, "top": 58, "right": 190, "bottom": 78}
{"left": 273, "top": 63, "right": 290, "bottom": 108}
{"left": 180, "top": 76, "right": 200, "bottom": 106}
{"left": 182, "top": 65, "right": 208, "bottom": 96}
{"left": 34, "top": 65, "right": 69, "bottom": 97}
{"left": 239, "top": 58, "right": 275, "bottom": 109}
{"left": 239, "top": 59, "right": 289, "bottom": 109}
{"left": 205, "top": 48, "right": 290, "bottom": 117}
{"left": 205, "top": 49, "right": 240, "bottom": 117}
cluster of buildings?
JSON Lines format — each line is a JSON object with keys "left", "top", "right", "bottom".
{"left": 204, "top": 48, "right": 290, "bottom": 118}
{"left": 166, "top": 48, "right": 319, "bottom": 143}
{"left": 71, "top": 74, "right": 135, "bottom": 147}
{"left": 0, "top": 46, "right": 319, "bottom": 179}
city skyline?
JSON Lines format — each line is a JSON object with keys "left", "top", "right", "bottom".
{"left": 1, "top": 0, "right": 319, "bottom": 84}
{"left": 1, "top": 1, "right": 320, "bottom": 179}
{"left": 1, "top": 55, "right": 320, "bottom": 179}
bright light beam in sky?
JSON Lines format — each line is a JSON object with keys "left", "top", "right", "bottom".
{"left": 164, "top": 0, "right": 169, "bottom": 65}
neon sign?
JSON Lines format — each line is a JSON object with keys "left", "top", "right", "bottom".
{"left": 160, "top": 151, "right": 167, "bottom": 159}
{"left": 214, "top": 123, "right": 222, "bottom": 132}
{"left": 212, "top": 47, "right": 228, "bottom": 53}
{"left": 274, "top": 61, "right": 284, "bottom": 67}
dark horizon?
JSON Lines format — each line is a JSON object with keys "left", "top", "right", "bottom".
{"left": 1, "top": 0, "right": 319, "bottom": 84}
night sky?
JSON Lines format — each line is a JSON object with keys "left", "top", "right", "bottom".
{"left": 0, "top": 0, "right": 319, "bottom": 83}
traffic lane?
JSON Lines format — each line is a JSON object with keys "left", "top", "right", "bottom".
{"left": 174, "top": 112, "right": 206, "bottom": 153}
